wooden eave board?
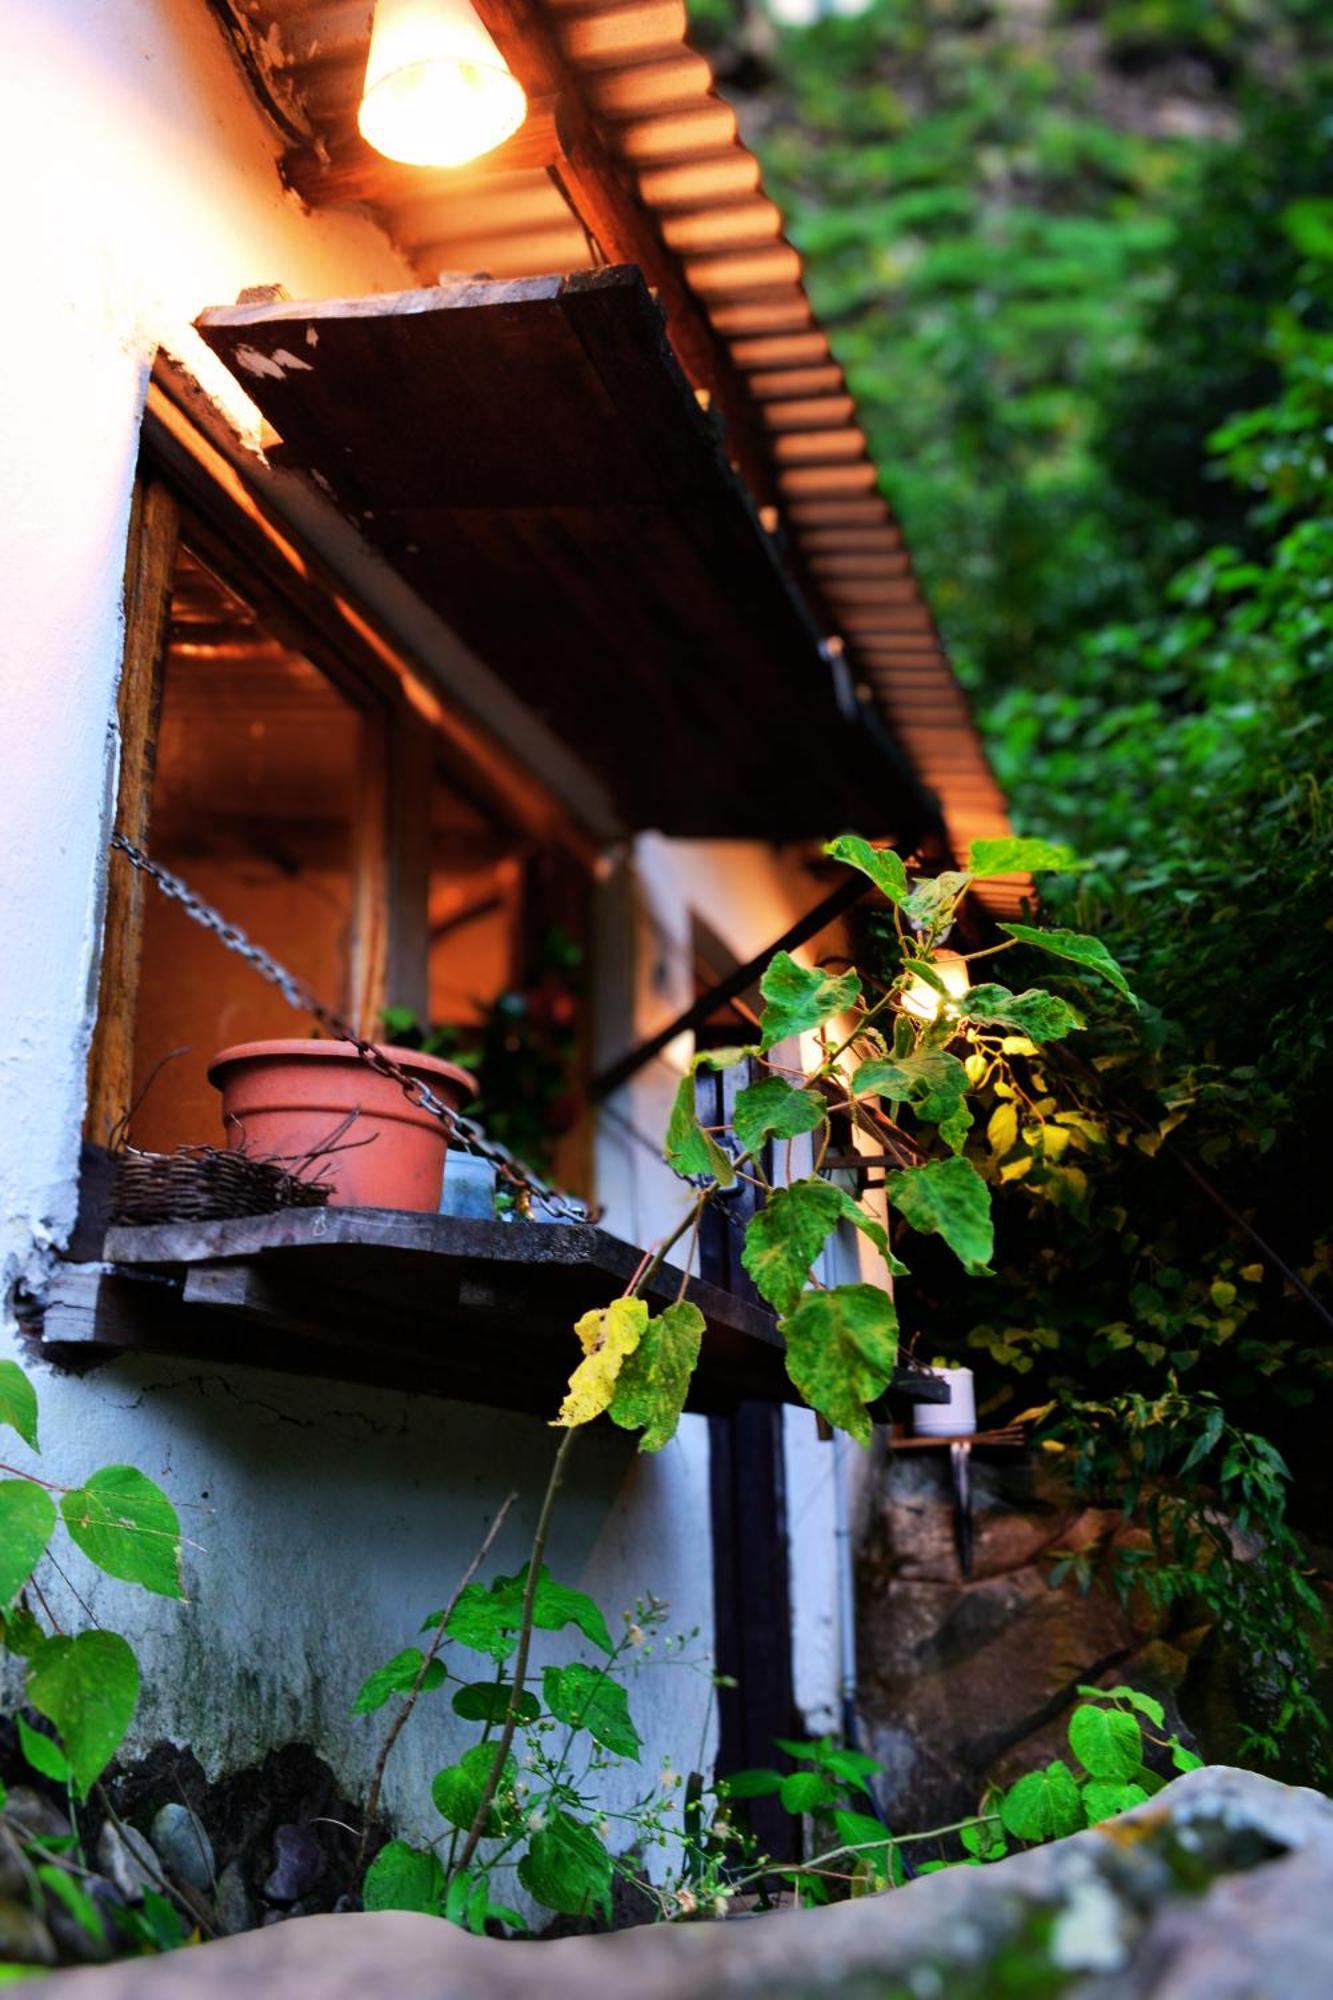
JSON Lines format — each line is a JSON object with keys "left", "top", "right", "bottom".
{"left": 45, "top": 1209, "right": 950, "bottom": 1421}
{"left": 197, "top": 269, "right": 923, "bottom": 839}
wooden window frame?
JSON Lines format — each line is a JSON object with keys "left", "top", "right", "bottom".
{"left": 87, "top": 362, "right": 596, "bottom": 1155}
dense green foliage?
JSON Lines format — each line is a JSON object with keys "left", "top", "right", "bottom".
{"left": 0, "top": 1361, "right": 188, "bottom": 1957}
{"left": 692, "top": 0, "right": 1333, "bottom": 1769}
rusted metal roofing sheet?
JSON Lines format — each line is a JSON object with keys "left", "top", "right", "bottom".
{"left": 197, "top": 269, "right": 931, "bottom": 841}
{"left": 211, "top": 0, "right": 1024, "bottom": 911}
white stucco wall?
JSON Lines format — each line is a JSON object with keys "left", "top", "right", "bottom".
{"left": 0, "top": 0, "right": 721, "bottom": 1849}
{"left": 593, "top": 838, "right": 876, "bottom": 1745}
{"left": 0, "top": 0, "right": 860, "bottom": 1862}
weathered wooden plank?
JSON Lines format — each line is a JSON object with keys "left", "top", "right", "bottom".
{"left": 37, "top": 1219, "right": 946, "bottom": 1418}
{"left": 84, "top": 480, "right": 180, "bottom": 1145}
{"left": 196, "top": 274, "right": 930, "bottom": 840}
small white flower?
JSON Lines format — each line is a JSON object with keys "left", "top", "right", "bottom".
{"left": 676, "top": 1887, "right": 697, "bottom": 1915}
{"left": 628, "top": 1623, "right": 646, "bottom": 1647}
{"left": 526, "top": 1809, "right": 547, "bottom": 1833}
{"left": 597, "top": 1818, "right": 612, "bottom": 1839}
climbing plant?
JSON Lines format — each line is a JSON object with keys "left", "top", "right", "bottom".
{"left": 0, "top": 1361, "right": 188, "bottom": 1952}
{"left": 354, "top": 833, "right": 1157, "bottom": 1922}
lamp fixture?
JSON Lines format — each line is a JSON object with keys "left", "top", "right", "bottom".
{"left": 358, "top": 0, "right": 528, "bottom": 169}
{"left": 901, "top": 947, "right": 970, "bottom": 1024}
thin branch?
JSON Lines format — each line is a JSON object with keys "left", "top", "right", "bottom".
{"left": 454, "top": 1431, "right": 578, "bottom": 1874}
{"left": 358, "top": 1489, "right": 519, "bottom": 1871}
{"left": 455, "top": 1187, "right": 717, "bottom": 1875}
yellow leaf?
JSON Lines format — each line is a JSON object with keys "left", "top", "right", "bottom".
{"left": 999, "top": 1035, "right": 1038, "bottom": 1056}
{"left": 988, "top": 1103, "right": 1019, "bottom": 1157}
{"left": 999, "top": 1156, "right": 1032, "bottom": 1183}
{"left": 1240, "top": 1264, "right": 1264, "bottom": 1283}
{"left": 1041, "top": 1125, "right": 1071, "bottom": 1161}
{"left": 553, "top": 1298, "right": 649, "bottom": 1429}
{"left": 964, "top": 1052, "right": 988, "bottom": 1085}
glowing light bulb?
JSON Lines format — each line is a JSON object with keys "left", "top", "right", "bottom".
{"left": 358, "top": 0, "right": 527, "bottom": 169}
{"left": 901, "top": 947, "right": 970, "bottom": 1023}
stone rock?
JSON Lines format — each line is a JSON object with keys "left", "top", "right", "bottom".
{"left": 24, "top": 1769, "right": 1333, "bottom": 1999}
{"left": 0, "top": 1893, "right": 57, "bottom": 1967}
{"left": 0, "top": 1825, "right": 28, "bottom": 1899}
{"left": 97, "top": 1821, "right": 160, "bottom": 1902}
{"left": 857, "top": 1453, "right": 1172, "bottom": 1825}
{"left": 4, "top": 1786, "right": 72, "bottom": 1844}
{"left": 262, "top": 1824, "right": 323, "bottom": 1905}
{"left": 214, "top": 1860, "right": 256, "bottom": 1938}
{"left": 150, "top": 1803, "right": 215, "bottom": 1893}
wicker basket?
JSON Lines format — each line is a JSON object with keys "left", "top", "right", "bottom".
{"left": 110, "top": 1145, "right": 333, "bottom": 1226}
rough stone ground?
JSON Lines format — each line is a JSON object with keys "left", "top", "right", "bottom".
{"left": 21, "top": 1768, "right": 1333, "bottom": 1999}
{"left": 857, "top": 1452, "right": 1210, "bottom": 1827}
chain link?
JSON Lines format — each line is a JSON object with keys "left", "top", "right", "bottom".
{"left": 110, "top": 833, "right": 593, "bottom": 1222}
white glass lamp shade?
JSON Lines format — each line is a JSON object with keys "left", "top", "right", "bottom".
{"left": 901, "top": 947, "right": 970, "bottom": 1023}
{"left": 358, "top": 0, "right": 528, "bottom": 168}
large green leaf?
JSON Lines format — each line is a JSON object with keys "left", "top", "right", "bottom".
{"left": 61, "top": 1465, "right": 183, "bottom": 1600}
{"left": 27, "top": 1630, "right": 139, "bottom": 1796}
{"left": 833, "top": 1808, "right": 898, "bottom": 1880}
{"left": 967, "top": 837, "right": 1077, "bottom": 876}
{"left": 998, "top": 1761, "right": 1085, "bottom": 1842}
{"left": 744, "top": 1178, "right": 899, "bottom": 1313}
{"left": 451, "top": 1681, "right": 540, "bottom": 1725}
{"left": 445, "top": 1565, "right": 613, "bottom": 1661}
{"left": 903, "top": 871, "right": 972, "bottom": 928}
{"left": 780, "top": 1284, "right": 899, "bottom": 1446}
{"left": 824, "top": 835, "right": 910, "bottom": 907}
{"left": 732, "top": 1077, "right": 827, "bottom": 1154}
{"left": 1068, "top": 1703, "right": 1142, "bottom": 1780}
{"left": 998, "top": 923, "right": 1139, "bottom": 1007}
{"left": 432, "top": 1742, "right": 516, "bottom": 1835}
{"left": 758, "top": 953, "right": 860, "bottom": 1051}
{"left": 0, "top": 1362, "right": 39, "bottom": 1451}
{"left": 351, "top": 1647, "right": 444, "bottom": 1716}
{"left": 664, "top": 1074, "right": 736, "bottom": 1187}
{"left": 853, "top": 1051, "right": 969, "bottom": 1129}
{"left": 0, "top": 1480, "right": 56, "bottom": 1605}
{"left": 518, "top": 1813, "right": 612, "bottom": 1918}
{"left": 741, "top": 1179, "right": 848, "bottom": 1314}
{"left": 543, "top": 1662, "right": 642, "bottom": 1759}
{"left": 1077, "top": 1684, "right": 1165, "bottom": 1729}
{"left": 18, "top": 1714, "right": 70, "bottom": 1784}
{"left": 887, "top": 1157, "right": 994, "bottom": 1273}
{"left": 780, "top": 1769, "right": 833, "bottom": 1813}
{"left": 1082, "top": 1779, "right": 1149, "bottom": 1825}
{"left": 964, "top": 984, "right": 1085, "bottom": 1042}
{"left": 362, "top": 1841, "right": 444, "bottom": 1914}
{"left": 609, "top": 1301, "right": 704, "bottom": 1452}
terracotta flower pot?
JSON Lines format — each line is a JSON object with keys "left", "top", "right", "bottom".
{"left": 207, "top": 1039, "right": 478, "bottom": 1213}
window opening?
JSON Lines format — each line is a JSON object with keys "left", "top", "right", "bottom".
{"left": 126, "top": 543, "right": 380, "bottom": 1156}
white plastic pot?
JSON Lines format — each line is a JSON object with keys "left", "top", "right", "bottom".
{"left": 911, "top": 1366, "right": 977, "bottom": 1437}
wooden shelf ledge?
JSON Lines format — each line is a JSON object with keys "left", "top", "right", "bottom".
{"left": 25, "top": 1209, "right": 947, "bottom": 1423}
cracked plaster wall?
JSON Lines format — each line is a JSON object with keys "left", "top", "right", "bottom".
{"left": 0, "top": 0, "right": 852, "bottom": 1842}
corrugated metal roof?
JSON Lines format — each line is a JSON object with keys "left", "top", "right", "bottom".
{"left": 212, "top": 0, "right": 1023, "bottom": 912}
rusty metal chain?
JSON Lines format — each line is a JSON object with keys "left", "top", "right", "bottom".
{"left": 110, "top": 832, "right": 593, "bottom": 1222}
